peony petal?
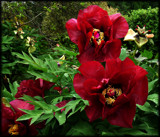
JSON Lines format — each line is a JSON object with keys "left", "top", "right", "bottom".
{"left": 2, "top": 118, "right": 15, "bottom": 136}
{"left": 65, "top": 18, "right": 83, "bottom": 45}
{"left": 102, "top": 39, "right": 122, "bottom": 61}
{"left": 128, "top": 75, "right": 148, "bottom": 105}
{"left": 85, "top": 99, "right": 103, "bottom": 122}
{"left": 10, "top": 99, "right": 34, "bottom": 114}
{"left": 73, "top": 73, "right": 89, "bottom": 100}
{"left": 2, "top": 103, "right": 15, "bottom": 120}
{"left": 77, "top": 46, "right": 95, "bottom": 64}
{"left": 83, "top": 79, "right": 100, "bottom": 95}
{"left": 78, "top": 5, "right": 112, "bottom": 29}
{"left": 121, "top": 57, "right": 136, "bottom": 71}
{"left": 102, "top": 94, "right": 129, "bottom": 118}
{"left": 103, "top": 100, "right": 136, "bottom": 128}
{"left": 109, "top": 13, "right": 129, "bottom": 39}
{"left": 78, "top": 61, "right": 105, "bottom": 81}
{"left": 105, "top": 58, "right": 121, "bottom": 79}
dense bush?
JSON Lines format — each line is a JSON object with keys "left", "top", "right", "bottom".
{"left": 107, "top": 1, "right": 158, "bottom": 15}
{"left": 123, "top": 7, "right": 159, "bottom": 56}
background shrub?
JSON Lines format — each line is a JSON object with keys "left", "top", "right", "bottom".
{"left": 123, "top": 7, "right": 159, "bottom": 56}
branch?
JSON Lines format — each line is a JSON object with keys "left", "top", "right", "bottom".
{"left": 21, "top": 12, "right": 44, "bottom": 26}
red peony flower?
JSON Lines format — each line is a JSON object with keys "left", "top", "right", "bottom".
{"left": 66, "top": 5, "right": 129, "bottom": 63}
{"left": 73, "top": 58, "right": 148, "bottom": 128}
{"left": 15, "top": 78, "right": 55, "bottom": 98}
{"left": 1, "top": 99, "right": 38, "bottom": 136}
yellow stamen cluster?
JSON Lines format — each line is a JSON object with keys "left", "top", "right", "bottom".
{"left": 102, "top": 85, "right": 122, "bottom": 105}
{"left": 8, "top": 124, "right": 19, "bottom": 135}
{"left": 91, "top": 28, "right": 104, "bottom": 45}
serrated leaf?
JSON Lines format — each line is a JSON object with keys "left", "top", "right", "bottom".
{"left": 36, "top": 113, "right": 54, "bottom": 124}
{"left": 9, "top": 81, "right": 19, "bottom": 97}
{"left": 30, "top": 113, "right": 43, "bottom": 125}
{"left": 1, "top": 88, "right": 15, "bottom": 100}
{"left": 147, "top": 93, "right": 158, "bottom": 105}
{"left": 19, "top": 109, "right": 44, "bottom": 115}
{"left": 119, "top": 48, "right": 128, "bottom": 61}
{"left": 22, "top": 51, "right": 34, "bottom": 63}
{"left": 55, "top": 111, "right": 66, "bottom": 125}
{"left": 16, "top": 114, "right": 32, "bottom": 121}
{"left": 137, "top": 102, "right": 158, "bottom": 116}
{"left": 66, "top": 120, "right": 96, "bottom": 136}
{"left": 29, "top": 53, "right": 44, "bottom": 67}
{"left": 64, "top": 99, "right": 81, "bottom": 115}
{"left": 141, "top": 50, "right": 153, "bottom": 59}
{"left": 148, "top": 78, "right": 158, "bottom": 93}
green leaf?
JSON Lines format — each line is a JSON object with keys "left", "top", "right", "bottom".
{"left": 2, "top": 35, "right": 14, "bottom": 44}
{"left": 141, "top": 50, "right": 153, "bottom": 59}
{"left": 30, "top": 113, "right": 43, "bottom": 125}
{"left": 148, "top": 78, "right": 158, "bottom": 93}
{"left": 2, "top": 88, "right": 14, "bottom": 101}
{"left": 45, "top": 114, "right": 54, "bottom": 125}
{"left": 16, "top": 114, "right": 32, "bottom": 121}
{"left": 54, "top": 47, "right": 78, "bottom": 56}
{"left": 9, "top": 81, "right": 19, "bottom": 97}
{"left": 147, "top": 93, "right": 158, "bottom": 105}
{"left": 66, "top": 120, "right": 96, "bottom": 136}
{"left": 64, "top": 99, "right": 81, "bottom": 115}
{"left": 36, "top": 113, "right": 54, "bottom": 124}
{"left": 137, "top": 102, "right": 158, "bottom": 116}
{"left": 19, "top": 109, "right": 44, "bottom": 115}
{"left": 119, "top": 48, "right": 128, "bottom": 61}
{"left": 55, "top": 111, "right": 66, "bottom": 125}
{"left": 2, "top": 68, "right": 11, "bottom": 74}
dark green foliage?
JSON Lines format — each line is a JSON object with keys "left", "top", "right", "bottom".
{"left": 107, "top": 1, "right": 158, "bottom": 15}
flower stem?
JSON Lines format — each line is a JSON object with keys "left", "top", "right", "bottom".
{"left": 132, "top": 46, "right": 138, "bottom": 58}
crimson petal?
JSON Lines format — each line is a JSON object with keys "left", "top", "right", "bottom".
{"left": 78, "top": 61, "right": 105, "bottom": 81}
{"left": 65, "top": 18, "right": 82, "bottom": 45}
{"left": 109, "top": 13, "right": 129, "bottom": 39}
{"left": 106, "top": 100, "right": 136, "bottom": 128}
{"left": 85, "top": 100, "right": 103, "bottom": 122}
{"left": 102, "top": 39, "right": 121, "bottom": 61}
{"left": 10, "top": 99, "right": 34, "bottom": 114}
{"left": 83, "top": 78, "right": 100, "bottom": 95}
{"left": 128, "top": 75, "right": 148, "bottom": 105}
{"left": 78, "top": 5, "right": 112, "bottom": 29}
{"left": 73, "top": 73, "right": 89, "bottom": 100}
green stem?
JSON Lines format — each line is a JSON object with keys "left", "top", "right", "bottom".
{"left": 132, "top": 46, "right": 138, "bottom": 58}
{"left": 69, "top": 74, "right": 73, "bottom": 82}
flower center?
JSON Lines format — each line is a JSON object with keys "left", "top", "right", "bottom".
{"left": 8, "top": 124, "right": 19, "bottom": 135}
{"left": 91, "top": 28, "right": 104, "bottom": 45}
{"left": 102, "top": 85, "right": 122, "bottom": 105}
